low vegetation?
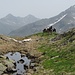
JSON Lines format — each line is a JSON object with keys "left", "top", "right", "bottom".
{"left": 35, "top": 28, "right": 75, "bottom": 75}
{"left": 0, "top": 28, "right": 75, "bottom": 75}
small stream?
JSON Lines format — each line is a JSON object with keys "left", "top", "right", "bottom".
{"left": 5, "top": 52, "right": 31, "bottom": 75}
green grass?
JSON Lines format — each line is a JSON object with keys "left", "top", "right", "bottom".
{"left": 37, "top": 30, "right": 75, "bottom": 75}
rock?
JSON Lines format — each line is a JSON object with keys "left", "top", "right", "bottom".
{"left": 33, "top": 68, "right": 37, "bottom": 72}
{"left": 26, "top": 53, "right": 31, "bottom": 59}
{"left": 21, "top": 54, "right": 26, "bottom": 57}
{"left": 26, "top": 53, "right": 38, "bottom": 59}
{"left": 0, "top": 63, "right": 7, "bottom": 75}
{"left": 13, "top": 62, "right": 16, "bottom": 67}
{"left": 0, "top": 55, "right": 6, "bottom": 59}
{"left": 26, "top": 69, "right": 34, "bottom": 74}
{"left": 24, "top": 64, "right": 28, "bottom": 70}
{"left": 31, "top": 58, "right": 39, "bottom": 63}
{"left": 30, "top": 63, "right": 36, "bottom": 69}
{"left": 12, "top": 68, "right": 17, "bottom": 72}
{"left": 0, "top": 55, "right": 15, "bottom": 73}
{"left": 0, "top": 55, "right": 16, "bottom": 74}
{"left": 3, "top": 59, "right": 16, "bottom": 72}
{"left": 6, "top": 68, "right": 17, "bottom": 73}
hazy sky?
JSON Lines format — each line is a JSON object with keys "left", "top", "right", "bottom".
{"left": 0, "top": 0, "right": 75, "bottom": 19}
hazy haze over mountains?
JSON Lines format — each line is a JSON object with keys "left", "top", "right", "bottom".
{"left": 0, "top": 14, "right": 39, "bottom": 35}
{"left": 0, "top": 0, "right": 75, "bottom": 36}
{"left": 9, "top": 5, "right": 75, "bottom": 36}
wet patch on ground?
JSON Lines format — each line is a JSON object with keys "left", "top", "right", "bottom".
{"left": 4, "top": 52, "right": 31, "bottom": 75}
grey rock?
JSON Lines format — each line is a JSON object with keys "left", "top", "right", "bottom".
{"left": 0, "top": 63, "right": 7, "bottom": 75}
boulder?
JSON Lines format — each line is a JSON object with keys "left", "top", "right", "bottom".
{"left": 0, "top": 55, "right": 6, "bottom": 59}
{"left": 30, "top": 63, "right": 36, "bottom": 69}
{"left": 3, "top": 59, "right": 16, "bottom": 72}
{"left": 21, "top": 54, "right": 26, "bottom": 57}
{"left": 0, "top": 55, "right": 17, "bottom": 74}
{"left": 0, "top": 63, "right": 7, "bottom": 75}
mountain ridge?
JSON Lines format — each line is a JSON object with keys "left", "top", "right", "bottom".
{"left": 9, "top": 5, "right": 75, "bottom": 36}
{"left": 0, "top": 14, "right": 39, "bottom": 35}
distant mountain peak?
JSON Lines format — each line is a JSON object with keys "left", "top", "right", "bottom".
{"left": 25, "top": 14, "right": 38, "bottom": 19}
{"left": 5, "top": 14, "right": 15, "bottom": 18}
{"left": 27, "top": 14, "right": 34, "bottom": 17}
{"left": 70, "top": 5, "right": 75, "bottom": 9}
{"left": 65, "top": 5, "right": 75, "bottom": 14}
{"left": 9, "top": 5, "right": 75, "bottom": 36}
{"left": 72, "top": 5, "right": 75, "bottom": 8}
{"left": 26, "top": 14, "right": 35, "bottom": 17}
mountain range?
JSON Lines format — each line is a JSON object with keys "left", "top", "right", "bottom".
{"left": 0, "top": 14, "right": 39, "bottom": 35}
{"left": 9, "top": 5, "right": 75, "bottom": 36}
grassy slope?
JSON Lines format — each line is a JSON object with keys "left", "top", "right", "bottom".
{"left": 32, "top": 29, "right": 75, "bottom": 75}
{"left": 0, "top": 29, "right": 75, "bottom": 75}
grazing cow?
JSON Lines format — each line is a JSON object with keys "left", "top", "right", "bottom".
{"left": 53, "top": 28, "right": 56, "bottom": 32}
{"left": 47, "top": 26, "right": 52, "bottom": 32}
{"left": 43, "top": 26, "right": 56, "bottom": 34}
{"left": 48, "top": 26, "right": 52, "bottom": 31}
{"left": 43, "top": 28, "right": 47, "bottom": 33}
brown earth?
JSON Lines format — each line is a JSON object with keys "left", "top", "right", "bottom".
{"left": 0, "top": 34, "right": 51, "bottom": 75}
{"left": 0, "top": 35, "right": 42, "bottom": 56}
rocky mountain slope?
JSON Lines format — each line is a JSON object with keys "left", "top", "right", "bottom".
{"left": 9, "top": 5, "right": 75, "bottom": 36}
{"left": 52, "top": 5, "right": 75, "bottom": 33}
{"left": 0, "top": 14, "right": 39, "bottom": 35}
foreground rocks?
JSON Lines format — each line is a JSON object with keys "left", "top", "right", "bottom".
{"left": 0, "top": 35, "right": 44, "bottom": 75}
{"left": 0, "top": 55, "right": 16, "bottom": 75}
{"left": 0, "top": 63, "right": 7, "bottom": 75}
{"left": 0, "top": 51, "right": 43, "bottom": 75}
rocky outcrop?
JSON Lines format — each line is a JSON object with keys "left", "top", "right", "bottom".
{"left": 0, "top": 63, "right": 7, "bottom": 75}
{"left": 0, "top": 55, "right": 16, "bottom": 75}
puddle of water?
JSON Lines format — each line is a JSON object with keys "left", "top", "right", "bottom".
{"left": 5, "top": 52, "right": 31, "bottom": 75}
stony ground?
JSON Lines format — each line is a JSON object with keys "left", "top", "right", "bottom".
{"left": 0, "top": 34, "right": 44, "bottom": 75}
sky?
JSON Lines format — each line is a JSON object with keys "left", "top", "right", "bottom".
{"left": 0, "top": 0, "right": 75, "bottom": 19}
